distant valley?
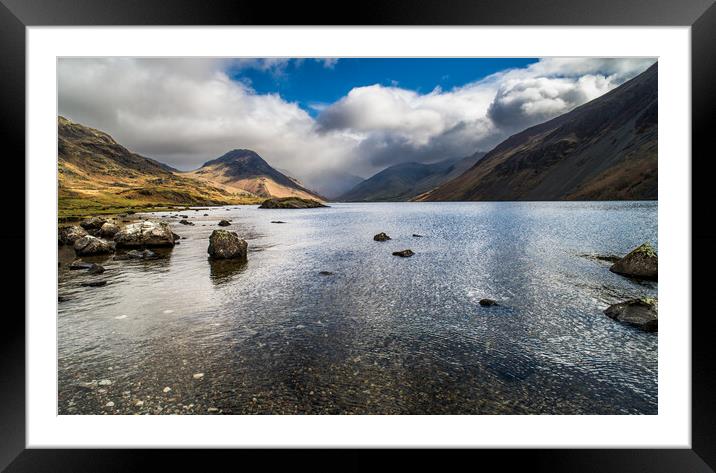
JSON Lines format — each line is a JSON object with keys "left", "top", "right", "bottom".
{"left": 338, "top": 152, "right": 485, "bottom": 202}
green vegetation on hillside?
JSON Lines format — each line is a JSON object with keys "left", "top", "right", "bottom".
{"left": 58, "top": 116, "right": 263, "bottom": 220}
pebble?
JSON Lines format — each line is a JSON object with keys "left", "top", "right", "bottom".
{"left": 135, "top": 400, "right": 144, "bottom": 407}
{"left": 163, "top": 309, "right": 174, "bottom": 314}
{"left": 192, "top": 373, "right": 204, "bottom": 379}
{"left": 208, "top": 407, "right": 219, "bottom": 413}
{"left": 105, "top": 401, "right": 114, "bottom": 407}
{"left": 163, "top": 387, "right": 172, "bottom": 393}
{"left": 98, "top": 379, "right": 112, "bottom": 386}
{"left": 114, "top": 315, "right": 128, "bottom": 320}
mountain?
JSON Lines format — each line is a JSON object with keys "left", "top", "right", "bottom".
{"left": 418, "top": 63, "right": 657, "bottom": 202}
{"left": 58, "top": 116, "right": 257, "bottom": 217}
{"left": 339, "top": 152, "right": 486, "bottom": 202}
{"left": 183, "top": 149, "right": 325, "bottom": 201}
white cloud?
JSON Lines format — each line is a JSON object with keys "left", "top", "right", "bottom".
{"left": 58, "top": 57, "right": 655, "bottom": 194}
{"left": 319, "top": 58, "right": 339, "bottom": 69}
{"left": 58, "top": 58, "right": 360, "bottom": 182}
{"left": 317, "top": 58, "right": 656, "bottom": 169}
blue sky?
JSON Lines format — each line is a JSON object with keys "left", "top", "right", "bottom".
{"left": 229, "top": 58, "right": 539, "bottom": 116}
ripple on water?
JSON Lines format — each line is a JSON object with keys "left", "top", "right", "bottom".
{"left": 58, "top": 202, "right": 657, "bottom": 415}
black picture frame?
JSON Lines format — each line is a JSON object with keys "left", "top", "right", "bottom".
{"left": 2, "top": 0, "right": 714, "bottom": 471}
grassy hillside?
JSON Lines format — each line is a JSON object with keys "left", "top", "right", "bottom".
{"left": 58, "top": 117, "right": 263, "bottom": 219}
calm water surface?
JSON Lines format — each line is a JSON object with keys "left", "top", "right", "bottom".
{"left": 58, "top": 202, "right": 657, "bottom": 414}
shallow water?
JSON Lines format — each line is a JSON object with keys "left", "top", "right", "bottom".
{"left": 58, "top": 201, "right": 657, "bottom": 415}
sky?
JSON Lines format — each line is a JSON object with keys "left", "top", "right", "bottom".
{"left": 58, "top": 57, "right": 656, "bottom": 195}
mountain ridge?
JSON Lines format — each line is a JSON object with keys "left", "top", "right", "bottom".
{"left": 183, "top": 149, "right": 325, "bottom": 201}
{"left": 418, "top": 63, "right": 657, "bottom": 202}
{"left": 57, "top": 117, "right": 323, "bottom": 218}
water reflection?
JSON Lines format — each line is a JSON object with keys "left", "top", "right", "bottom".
{"left": 209, "top": 259, "right": 248, "bottom": 284}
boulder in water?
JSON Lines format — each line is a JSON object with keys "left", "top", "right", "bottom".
{"left": 374, "top": 232, "right": 391, "bottom": 241}
{"left": 479, "top": 298, "right": 499, "bottom": 307}
{"left": 179, "top": 219, "right": 194, "bottom": 226}
{"left": 208, "top": 230, "right": 247, "bottom": 260}
{"left": 392, "top": 249, "right": 414, "bottom": 257}
{"left": 74, "top": 235, "right": 116, "bottom": 256}
{"left": 218, "top": 220, "right": 231, "bottom": 227}
{"left": 604, "top": 298, "right": 658, "bottom": 332}
{"left": 609, "top": 243, "right": 658, "bottom": 280}
{"left": 58, "top": 225, "right": 88, "bottom": 246}
{"left": 113, "top": 220, "right": 175, "bottom": 248}
{"left": 80, "top": 216, "right": 107, "bottom": 231}
{"left": 99, "top": 222, "right": 120, "bottom": 238}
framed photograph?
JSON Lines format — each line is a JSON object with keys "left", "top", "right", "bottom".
{"left": 3, "top": 0, "right": 714, "bottom": 470}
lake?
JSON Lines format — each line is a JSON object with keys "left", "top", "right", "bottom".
{"left": 58, "top": 201, "right": 658, "bottom": 415}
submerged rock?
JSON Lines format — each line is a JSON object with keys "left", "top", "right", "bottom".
{"left": 609, "top": 243, "right": 658, "bottom": 280}
{"left": 80, "top": 216, "right": 107, "bottom": 231}
{"left": 114, "top": 220, "right": 175, "bottom": 248}
{"left": 179, "top": 219, "right": 194, "bottom": 226}
{"left": 579, "top": 253, "right": 621, "bottom": 263}
{"left": 259, "top": 197, "right": 328, "bottom": 209}
{"left": 412, "top": 234, "right": 424, "bottom": 238}
{"left": 319, "top": 271, "right": 334, "bottom": 276}
{"left": 208, "top": 230, "right": 248, "bottom": 260}
{"left": 74, "top": 235, "right": 116, "bottom": 256}
{"left": 479, "top": 298, "right": 499, "bottom": 307}
{"left": 271, "top": 221, "right": 286, "bottom": 224}
{"left": 373, "top": 232, "right": 391, "bottom": 242}
{"left": 81, "top": 280, "right": 107, "bottom": 287}
{"left": 392, "top": 249, "right": 414, "bottom": 257}
{"left": 87, "top": 263, "right": 105, "bottom": 275}
{"left": 58, "top": 225, "right": 88, "bottom": 246}
{"left": 604, "top": 298, "right": 658, "bottom": 332}
{"left": 99, "top": 222, "right": 120, "bottom": 239}
{"left": 218, "top": 220, "right": 231, "bottom": 227}
{"left": 114, "top": 249, "right": 158, "bottom": 260}
{"left": 69, "top": 259, "right": 94, "bottom": 270}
